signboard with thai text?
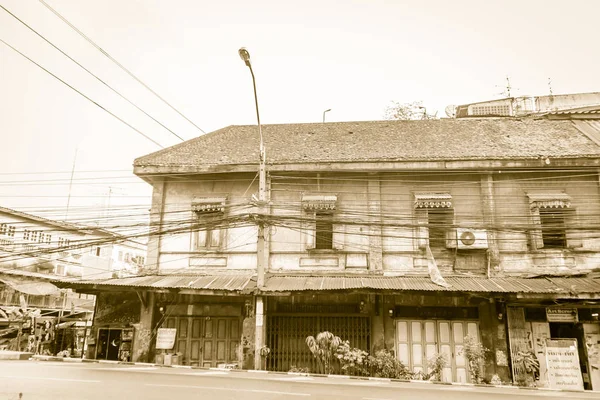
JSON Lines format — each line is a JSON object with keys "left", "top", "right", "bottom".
{"left": 156, "top": 328, "right": 177, "bottom": 350}
{"left": 545, "top": 339, "right": 584, "bottom": 391}
{"left": 546, "top": 308, "right": 578, "bottom": 323}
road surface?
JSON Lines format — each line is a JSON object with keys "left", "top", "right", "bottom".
{"left": 0, "top": 361, "right": 597, "bottom": 400}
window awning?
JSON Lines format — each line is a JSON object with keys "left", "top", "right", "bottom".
{"left": 527, "top": 193, "right": 571, "bottom": 209}
{"left": 192, "top": 197, "right": 227, "bottom": 213}
{"left": 302, "top": 194, "right": 337, "bottom": 211}
{"left": 414, "top": 193, "right": 452, "bottom": 208}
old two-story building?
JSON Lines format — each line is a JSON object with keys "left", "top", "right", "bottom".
{"left": 0, "top": 206, "right": 146, "bottom": 355}
{"left": 63, "top": 117, "right": 600, "bottom": 389}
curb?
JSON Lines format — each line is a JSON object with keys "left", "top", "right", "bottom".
{"left": 29, "top": 356, "right": 588, "bottom": 393}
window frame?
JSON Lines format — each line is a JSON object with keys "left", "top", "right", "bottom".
{"left": 191, "top": 197, "right": 228, "bottom": 252}
{"left": 413, "top": 192, "right": 454, "bottom": 251}
{"left": 527, "top": 193, "right": 580, "bottom": 251}
{"left": 301, "top": 194, "right": 342, "bottom": 251}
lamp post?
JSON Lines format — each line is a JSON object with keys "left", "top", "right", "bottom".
{"left": 239, "top": 47, "right": 267, "bottom": 370}
{"left": 322, "top": 108, "right": 331, "bottom": 123}
{"left": 238, "top": 47, "right": 266, "bottom": 288}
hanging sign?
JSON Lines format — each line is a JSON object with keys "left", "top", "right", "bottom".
{"left": 546, "top": 308, "right": 578, "bottom": 323}
{"left": 156, "top": 328, "right": 177, "bottom": 350}
{"left": 545, "top": 339, "right": 584, "bottom": 391}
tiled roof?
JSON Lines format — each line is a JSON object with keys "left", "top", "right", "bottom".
{"left": 134, "top": 119, "right": 600, "bottom": 170}
{"left": 57, "top": 274, "right": 256, "bottom": 292}
{"left": 261, "top": 275, "right": 600, "bottom": 295}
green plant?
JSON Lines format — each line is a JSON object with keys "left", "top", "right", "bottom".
{"left": 336, "top": 340, "right": 369, "bottom": 376}
{"left": 306, "top": 331, "right": 343, "bottom": 374}
{"left": 513, "top": 350, "right": 540, "bottom": 386}
{"left": 421, "top": 353, "right": 447, "bottom": 381}
{"left": 367, "top": 350, "right": 413, "bottom": 379}
{"left": 460, "top": 335, "right": 488, "bottom": 384}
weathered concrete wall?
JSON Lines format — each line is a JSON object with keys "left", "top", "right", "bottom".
{"left": 494, "top": 172, "right": 600, "bottom": 275}
{"left": 155, "top": 173, "right": 258, "bottom": 273}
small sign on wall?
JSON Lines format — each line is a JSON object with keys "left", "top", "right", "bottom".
{"left": 546, "top": 308, "right": 578, "bottom": 323}
{"left": 156, "top": 328, "right": 177, "bottom": 350}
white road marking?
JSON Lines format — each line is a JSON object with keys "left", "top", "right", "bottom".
{"left": 96, "top": 367, "right": 160, "bottom": 371}
{"left": 0, "top": 375, "right": 100, "bottom": 383}
{"left": 362, "top": 398, "right": 394, "bottom": 400}
{"left": 348, "top": 380, "right": 390, "bottom": 385}
{"left": 183, "top": 371, "right": 229, "bottom": 376}
{"left": 147, "top": 383, "right": 310, "bottom": 396}
{"left": 272, "top": 376, "right": 314, "bottom": 381}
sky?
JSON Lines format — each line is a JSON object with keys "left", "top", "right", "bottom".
{"left": 0, "top": 0, "right": 599, "bottom": 226}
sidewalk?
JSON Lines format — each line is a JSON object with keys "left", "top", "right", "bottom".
{"left": 29, "top": 354, "right": 590, "bottom": 394}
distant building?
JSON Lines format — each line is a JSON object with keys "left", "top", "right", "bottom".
{"left": 0, "top": 206, "right": 146, "bottom": 356}
{"left": 452, "top": 91, "right": 600, "bottom": 118}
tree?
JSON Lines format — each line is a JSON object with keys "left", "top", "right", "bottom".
{"left": 384, "top": 101, "right": 438, "bottom": 120}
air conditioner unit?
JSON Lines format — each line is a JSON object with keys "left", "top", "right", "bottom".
{"left": 456, "top": 228, "right": 488, "bottom": 249}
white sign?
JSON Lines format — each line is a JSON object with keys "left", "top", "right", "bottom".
{"left": 545, "top": 339, "right": 584, "bottom": 391}
{"left": 156, "top": 328, "right": 177, "bottom": 350}
{"left": 546, "top": 308, "right": 578, "bottom": 323}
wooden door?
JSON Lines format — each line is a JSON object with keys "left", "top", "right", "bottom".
{"left": 201, "top": 317, "right": 240, "bottom": 368}
{"left": 396, "top": 319, "right": 479, "bottom": 383}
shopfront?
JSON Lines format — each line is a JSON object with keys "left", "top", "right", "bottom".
{"left": 394, "top": 306, "right": 481, "bottom": 383}
{"left": 507, "top": 306, "right": 600, "bottom": 390}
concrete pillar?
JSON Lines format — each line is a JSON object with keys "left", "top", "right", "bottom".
{"left": 371, "top": 295, "right": 385, "bottom": 353}
{"left": 478, "top": 299, "right": 510, "bottom": 383}
{"left": 254, "top": 296, "right": 266, "bottom": 369}
{"left": 132, "top": 291, "right": 156, "bottom": 363}
{"left": 480, "top": 174, "right": 500, "bottom": 273}
{"left": 383, "top": 295, "right": 396, "bottom": 353}
{"left": 145, "top": 181, "right": 166, "bottom": 273}
{"left": 241, "top": 300, "right": 256, "bottom": 369}
{"left": 368, "top": 174, "right": 383, "bottom": 271}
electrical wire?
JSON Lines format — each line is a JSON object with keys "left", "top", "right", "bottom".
{"left": 0, "top": 4, "right": 185, "bottom": 143}
{"left": 0, "top": 37, "right": 163, "bottom": 148}
{"left": 37, "top": 0, "right": 206, "bottom": 135}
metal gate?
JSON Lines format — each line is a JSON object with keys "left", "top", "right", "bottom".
{"left": 266, "top": 315, "right": 370, "bottom": 372}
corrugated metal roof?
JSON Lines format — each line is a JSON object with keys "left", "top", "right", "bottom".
{"left": 261, "top": 276, "right": 600, "bottom": 295}
{"left": 59, "top": 274, "right": 256, "bottom": 292}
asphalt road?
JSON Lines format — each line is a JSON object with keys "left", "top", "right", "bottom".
{"left": 0, "top": 361, "right": 598, "bottom": 400}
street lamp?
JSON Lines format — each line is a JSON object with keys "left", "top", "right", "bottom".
{"left": 238, "top": 48, "right": 264, "bottom": 163}
{"left": 239, "top": 47, "right": 268, "bottom": 370}
{"left": 322, "top": 108, "right": 331, "bottom": 123}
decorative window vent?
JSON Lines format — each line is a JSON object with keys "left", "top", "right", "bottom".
{"left": 527, "top": 193, "right": 571, "bottom": 210}
{"left": 192, "top": 197, "right": 227, "bottom": 213}
{"left": 414, "top": 192, "right": 452, "bottom": 209}
{"left": 301, "top": 194, "right": 337, "bottom": 211}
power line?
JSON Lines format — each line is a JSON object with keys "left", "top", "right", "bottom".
{"left": 0, "top": 4, "right": 185, "bottom": 143}
{"left": 37, "top": 0, "right": 206, "bottom": 135}
{"left": 0, "top": 37, "right": 164, "bottom": 148}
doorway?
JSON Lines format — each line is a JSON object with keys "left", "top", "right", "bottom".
{"left": 96, "top": 328, "right": 121, "bottom": 361}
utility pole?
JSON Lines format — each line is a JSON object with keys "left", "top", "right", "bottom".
{"left": 239, "top": 47, "right": 268, "bottom": 370}
{"left": 64, "top": 147, "right": 78, "bottom": 221}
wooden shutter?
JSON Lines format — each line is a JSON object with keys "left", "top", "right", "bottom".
{"left": 529, "top": 207, "right": 544, "bottom": 250}
{"left": 304, "top": 212, "right": 316, "bottom": 250}
{"left": 415, "top": 209, "right": 429, "bottom": 250}
{"left": 331, "top": 223, "right": 344, "bottom": 250}
{"left": 565, "top": 209, "right": 583, "bottom": 249}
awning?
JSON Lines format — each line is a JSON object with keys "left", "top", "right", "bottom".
{"left": 57, "top": 274, "right": 256, "bottom": 293}
{"left": 261, "top": 275, "right": 600, "bottom": 295}
{"left": 0, "top": 277, "right": 60, "bottom": 296}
